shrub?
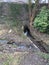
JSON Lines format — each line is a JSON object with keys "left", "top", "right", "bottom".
{"left": 34, "top": 6, "right": 49, "bottom": 33}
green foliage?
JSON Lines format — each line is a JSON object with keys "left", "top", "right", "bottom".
{"left": 9, "top": 4, "right": 22, "bottom": 19}
{"left": 9, "top": 3, "right": 28, "bottom": 19}
{"left": 37, "top": 52, "right": 49, "bottom": 60}
{"left": 34, "top": 6, "right": 49, "bottom": 33}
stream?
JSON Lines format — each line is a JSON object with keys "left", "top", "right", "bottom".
{"left": 0, "top": 39, "right": 40, "bottom": 53}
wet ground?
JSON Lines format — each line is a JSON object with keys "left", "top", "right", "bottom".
{"left": 0, "top": 24, "right": 40, "bottom": 53}
{"left": 0, "top": 39, "right": 40, "bottom": 53}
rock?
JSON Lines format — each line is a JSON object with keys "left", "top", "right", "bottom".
{"left": 7, "top": 40, "right": 15, "bottom": 44}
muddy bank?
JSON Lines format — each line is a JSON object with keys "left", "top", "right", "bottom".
{"left": 0, "top": 39, "right": 40, "bottom": 53}
{"left": 30, "top": 26, "right": 49, "bottom": 52}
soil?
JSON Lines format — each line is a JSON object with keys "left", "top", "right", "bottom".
{"left": 30, "top": 26, "right": 49, "bottom": 52}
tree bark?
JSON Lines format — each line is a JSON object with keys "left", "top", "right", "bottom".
{"left": 28, "top": 0, "right": 39, "bottom": 27}
{"left": 32, "top": 0, "right": 39, "bottom": 23}
{"left": 48, "top": 0, "right": 49, "bottom": 8}
{"left": 28, "top": 0, "right": 32, "bottom": 26}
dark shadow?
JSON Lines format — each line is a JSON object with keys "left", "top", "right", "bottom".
{"left": 23, "top": 25, "right": 49, "bottom": 53}
{"left": 23, "top": 25, "right": 35, "bottom": 39}
{"left": 24, "top": 25, "right": 30, "bottom": 36}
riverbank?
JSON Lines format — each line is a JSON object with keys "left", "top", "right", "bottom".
{"left": 30, "top": 26, "right": 49, "bottom": 52}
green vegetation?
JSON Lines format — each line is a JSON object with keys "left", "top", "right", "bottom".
{"left": 37, "top": 52, "right": 49, "bottom": 60}
{"left": 0, "top": 52, "right": 49, "bottom": 65}
{"left": 9, "top": 3, "right": 28, "bottom": 20}
{"left": 9, "top": 4, "right": 22, "bottom": 19}
{"left": 34, "top": 6, "right": 49, "bottom": 33}
{"left": 0, "top": 3, "right": 28, "bottom": 39}
{"left": 0, "top": 53, "right": 22, "bottom": 65}
{"left": 0, "top": 52, "right": 28, "bottom": 65}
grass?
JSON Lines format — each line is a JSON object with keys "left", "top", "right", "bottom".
{"left": 37, "top": 52, "right": 49, "bottom": 60}
{"left": 0, "top": 3, "right": 29, "bottom": 41}
{"left": 20, "top": 32, "right": 27, "bottom": 39}
{"left": 0, "top": 52, "right": 49, "bottom": 65}
{"left": 0, "top": 15, "right": 23, "bottom": 31}
{"left": 0, "top": 16, "right": 27, "bottom": 40}
{"left": 1, "top": 16, "right": 28, "bottom": 39}
{"left": 0, "top": 3, "right": 28, "bottom": 38}
{"left": 0, "top": 52, "right": 28, "bottom": 65}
